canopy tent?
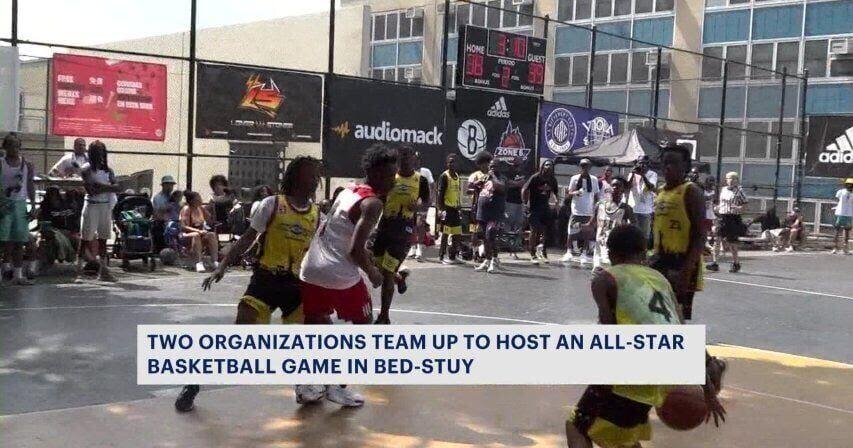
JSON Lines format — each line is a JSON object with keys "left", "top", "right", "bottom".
{"left": 553, "top": 126, "right": 708, "bottom": 172}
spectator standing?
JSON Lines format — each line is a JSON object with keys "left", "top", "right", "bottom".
{"left": 0, "top": 133, "right": 36, "bottom": 285}
{"left": 467, "top": 152, "right": 493, "bottom": 261}
{"left": 208, "top": 174, "right": 238, "bottom": 234}
{"left": 627, "top": 156, "right": 658, "bottom": 245}
{"left": 49, "top": 137, "right": 89, "bottom": 178}
{"left": 250, "top": 185, "right": 273, "bottom": 217}
{"left": 561, "top": 158, "right": 600, "bottom": 267}
{"left": 77, "top": 141, "right": 121, "bottom": 282}
{"left": 598, "top": 165, "right": 614, "bottom": 202}
{"left": 180, "top": 190, "right": 219, "bottom": 273}
{"left": 152, "top": 175, "right": 177, "bottom": 251}
{"left": 407, "top": 151, "right": 434, "bottom": 261}
{"left": 711, "top": 171, "right": 748, "bottom": 273}
{"left": 503, "top": 159, "right": 526, "bottom": 236}
{"left": 832, "top": 178, "right": 853, "bottom": 255}
{"left": 474, "top": 159, "right": 507, "bottom": 273}
{"left": 591, "top": 177, "right": 633, "bottom": 268}
{"left": 522, "top": 159, "right": 558, "bottom": 264}
{"left": 437, "top": 154, "right": 463, "bottom": 265}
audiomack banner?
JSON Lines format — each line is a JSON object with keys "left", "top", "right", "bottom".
{"left": 449, "top": 88, "right": 539, "bottom": 174}
{"left": 805, "top": 115, "right": 853, "bottom": 178}
{"left": 538, "top": 102, "right": 619, "bottom": 159}
{"left": 51, "top": 53, "right": 167, "bottom": 141}
{"left": 325, "top": 77, "right": 446, "bottom": 178}
{"left": 196, "top": 63, "right": 322, "bottom": 141}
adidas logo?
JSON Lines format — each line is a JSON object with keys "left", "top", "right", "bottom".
{"left": 819, "top": 126, "right": 853, "bottom": 164}
{"left": 486, "top": 97, "right": 510, "bottom": 118}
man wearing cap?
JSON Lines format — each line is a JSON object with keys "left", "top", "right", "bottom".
{"left": 152, "top": 175, "right": 178, "bottom": 251}
{"left": 561, "top": 158, "right": 600, "bottom": 267}
{"left": 832, "top": 178, "right": 853, "bottom": 255}
{"left": 627, "top": 156, "right": 658, "bottom": 246}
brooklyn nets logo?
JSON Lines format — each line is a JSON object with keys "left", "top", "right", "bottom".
{"left": 544, "top": 107, "right": 577, "bottom": 155}
{"left": 457, "top": 119, "right": 487, "bottom": 160}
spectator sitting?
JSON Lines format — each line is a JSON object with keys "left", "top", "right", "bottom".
{"left": 49, "top": 137, "right": 89, "bottom": 178}
{"left": 249, "top": 184, "right": 273, "bottom": 218}
{"left": 207, "top": 174, "right": 239, "bottom": 234}
{"left": 763, "top": 208, "right": 803, "bottom": 252}
{"left": 152, "top": 175, "right": 177, "bottom": 251}
{"left": 36, "top": 186, "right": 80, "bottom": 264}
{"left": 180, "top": 190, "right": 219, "bottom": 273}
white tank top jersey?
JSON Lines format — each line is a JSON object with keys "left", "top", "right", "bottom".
{"left": 0, "top": 157, "right": 28, "bottom": 200}
{"left": 83, "top": 164, "right": 117, "bottom": 204}
{"left": 300, "top": 184, "right": 377, "bottom": 290}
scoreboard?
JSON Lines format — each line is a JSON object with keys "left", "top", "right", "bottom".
{"left": 456, "top": 25, "right": 546, "bottom": 95}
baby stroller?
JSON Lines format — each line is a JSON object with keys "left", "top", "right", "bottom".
{"left": 111, "top": 194, "right": 156, "bottom": 271}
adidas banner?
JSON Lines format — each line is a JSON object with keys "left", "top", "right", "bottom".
{"left": 195, "top": 63, "right": 323, "bottom": 142}
{"left": 538, "top": 102, "right": 620, "bottom": 159}
{"left": 805, "top": 115, "right": 853, "bottom": 178}
{"left": 448, "top": 89, "right": 539, "bottom": 175}
{"left": 325, "top": 77, "right": 447, "bottom": 178}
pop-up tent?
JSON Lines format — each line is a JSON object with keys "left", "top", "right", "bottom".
{"left": 553, "top": 126, "right": 707, "bottom": 171}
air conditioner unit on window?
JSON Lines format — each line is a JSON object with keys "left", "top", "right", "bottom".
{"left": 512, "top": 0, "right": 534, "bottom": 5}
{"left": 405, "top": 7, "right": 424, "bottom": 19}
{"left": 645, "top": 50, "right": 670, "bottom": 67}
{"left": 404, "top": 67, "right": 423, "bottom": 82}
{"left": 829, "top": 38, "right": 852, "bottom": 56}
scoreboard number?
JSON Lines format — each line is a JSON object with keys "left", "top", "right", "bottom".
{"left": 457, "top": 25, "right": 547, "bottom": 95}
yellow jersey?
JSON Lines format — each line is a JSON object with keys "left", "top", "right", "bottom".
{"left": 384, "top": 172, "right": 427, "bottom": 221}
{"left": 258, "top": 195, "right": 319, "bottom": 274}
{"left": 653, "top": 182, "right": 692, "bottom": 255}
{"left": 606, "top": 263, "right": 681, "bottom": 407}
{"left": 440, "top": 170, "right": 461, "bottom": 208}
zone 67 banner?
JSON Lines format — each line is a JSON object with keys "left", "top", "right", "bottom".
{"left": 51, "top": 53, "right": 168, "bottom": 141}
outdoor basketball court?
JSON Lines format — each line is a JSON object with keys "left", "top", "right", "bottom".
{"left": 1, "top": 250, "right": 851, "bottom": 447}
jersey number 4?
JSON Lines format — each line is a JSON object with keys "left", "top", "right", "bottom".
{"left": 648, "top": 291, "right": 673, "bottom": 322}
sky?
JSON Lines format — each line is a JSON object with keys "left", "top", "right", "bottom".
{"left": 0, "top": 0, "right": 337, "bottom": 57}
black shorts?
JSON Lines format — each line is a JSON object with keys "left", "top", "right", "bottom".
{"left": 651, "top": 253, "right": 701, "bottom": 320}
{"left": 440, "top": 207, "right": 462, "bottom": 236}
{"left": 528, "top": 206, "right": 552, "bottom": 231}
{"left": 570, "top": 385, "right": 652, "bottom": 445}
{"left": 718, "top": 214, "right": 746, "bottom": 243}
{"left": 476, "top": 220, "right": 501, "bottom": 240}
{"left": 241, "top": 268, "right": 302, "bottom": 323}
{"left": 374, "top": 218, "right": 414, "bottom": 273}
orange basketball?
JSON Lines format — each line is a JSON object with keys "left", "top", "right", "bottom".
{"left": 656, "top": 385, "right": 707, "bottom": 431}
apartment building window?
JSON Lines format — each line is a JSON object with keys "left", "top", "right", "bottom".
{"left": 557, "top": 0, "right": 674, "bottom": 22}
{"left": 371, "top": 9, "right": 424, "bottom": 83}
{"left": 744, "top": 121, "right": 795, "bottom": 160}
{"left": 751, "top": 5, "right": 802, "bottom": 40}
{"left": 452, "top": 1, "right": 533, "bottom": 33}
{"left": 702, "top": 44, "right": 748, "bottom": 80}
{"left": 634, "top": 0, "right": 674, "bottom": 15}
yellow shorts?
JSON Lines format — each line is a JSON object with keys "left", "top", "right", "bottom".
{"left": 568, "top": 385, "right": 654, "bottom": 448}
{"left": 241, "top": 295, "right": 304, "bottom": 324}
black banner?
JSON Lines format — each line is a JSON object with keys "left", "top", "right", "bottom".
{"left": 325, "top": 76, "right": 447, "bottom": 178}
{"left": 447, "top": 88, "right": 539, "bottom": 175}
{"left": 805, "top": 115, "right": 853, "bottom": 178}
{"left": 195, "top": 63, "right": 323, "bottom": 141}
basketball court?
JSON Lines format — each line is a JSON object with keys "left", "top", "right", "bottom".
{"left": 1, "top": 250, "right": 851, "bottom": 447}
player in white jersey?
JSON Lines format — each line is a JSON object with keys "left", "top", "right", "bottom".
{"left": 298, "top": 144, "right": 398, "bottom": 407}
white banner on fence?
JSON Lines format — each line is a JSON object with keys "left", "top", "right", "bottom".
{"left": 0, "top": 46, "right": 20, "bottom": 132}
{"left": 138, "top": 325, "right": 705, "bottom": 385}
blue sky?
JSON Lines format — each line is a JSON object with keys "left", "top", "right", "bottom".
{"left": 1, "top": 0, "right": 336, "bottom": 57}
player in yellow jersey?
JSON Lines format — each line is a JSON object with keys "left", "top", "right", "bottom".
{"left": 373, "top": 145, "right": 430, "bottom": 325}
{"left": 174, "top": 156, "right": 321, "bottom": 412}
{"left": 651, "top": 144, "right": 706, "bottom": 321}
{"left": 566, "top": 224, "right": 726, "bottom": 448}
{"left": 437, "top": 154, "right": 464, "bottom": 264}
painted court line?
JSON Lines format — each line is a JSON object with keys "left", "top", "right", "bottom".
{"left": 704, "top": 277, "right": 853, "bottom": 301}
{"left": 726, "top": 386, "right": 853, "bottom": 415}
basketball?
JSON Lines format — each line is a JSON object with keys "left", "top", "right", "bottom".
{"left": 656, "top": 385, "right": 707, "bottom": 431}
{"left": 159, "top": 248, "right": 178, "bottom": 266}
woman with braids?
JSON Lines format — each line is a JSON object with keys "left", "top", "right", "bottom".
{"left": 175, "top": 156, "right": 322, "bottom": 413}
{"left": 77, "top": 141, "right": 122, "bottom": 282}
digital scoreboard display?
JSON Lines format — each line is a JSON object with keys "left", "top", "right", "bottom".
{"left": 457, "top": 25, "right": 546, "bottom": 95}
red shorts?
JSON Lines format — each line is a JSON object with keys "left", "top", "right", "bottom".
{"left": 301, "top": 280, "right": 373, "bottom": 323}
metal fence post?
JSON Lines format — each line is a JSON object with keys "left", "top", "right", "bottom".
{"left": 795, "top": 70, "right": 808, "bottom": 208}
{"left": 323, "top": 0, "right": 336, "bottom": 199}
{"left": 543, "top": 14, "right": 550, "bottom": 39}
{"left": 440, "top": 0, "right": 451, "bottom": 89}
{"left": 185, "top": 0, "right": 197, "bottom": 190}
{"left": 772, "top": 67, "right": 787, "bottom": 205}
{"left": 651, "top": 47, "right": 662, "bottom": 128}
{"left": 714, "top": 61, "right": 729, "bottom": 198}
{"left": 586, "top": 26, "right": 596, "bottom": 108}
{"left": 11, "top": 0, "right": 17, "bottom": 47}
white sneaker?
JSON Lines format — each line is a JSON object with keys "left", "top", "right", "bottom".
{"left": 535, "top": 244, "right": 545, "bottom": 259}
{"left": 530, "top": 257, "right": 540, "bottom": 265}
{"left": 295, "top": 385, "right": 326, "bottom": 404}
{"left": 325, "top": 385, "right": 364, "bottom": 407}
{"left": 772, "top": 246, "right": 779, "bottom": 252}
{"left": 831, "top": 249, "right": 839, "bottom": 254}
{"left": 560, "top": 252, "right": 573, "bottom": 263}
{"left": 414, "top": 245, "right": 423, "bottom": 261}
{"left": 407, "top": 246, "right": 417, "bottom": 259}
{"left": 579, "top": 254, "right": 591, "bottom": 267}
{"left": 474, "top": 260, "right": 490, "bottom": 271}
{"left": 195, "top": 262, "right": 207, "bottom": 273}
{"left": 487, "top": 260, "right": 496, "bottom": 273}
{"left": 442, "top": 257, "right": 463, "bottom": 265}
{"left": 785, "top": 246, "right": 794, "bottom": 253}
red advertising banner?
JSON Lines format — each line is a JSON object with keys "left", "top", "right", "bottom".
{"left": 51, "top": 53, "right": 167, "bottom": 141}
